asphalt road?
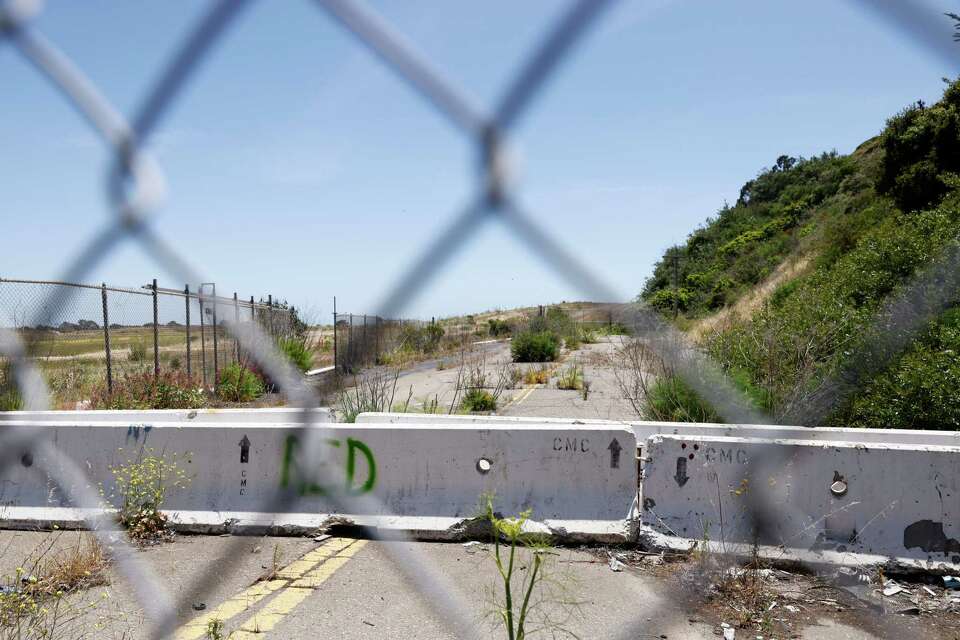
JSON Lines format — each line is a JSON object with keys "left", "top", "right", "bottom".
{"left": 380, "top": 337, "right": 641, "bottom": 422}
{"left": 0, "top": 530, "right": 927, "bottom": 640}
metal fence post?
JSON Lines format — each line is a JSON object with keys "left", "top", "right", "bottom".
{"left": 363, "top": 314, "right": 368, "bottom": 364}
{"left": 101, "top": 283, "right": 112, "bottom": 394}
{"left": 199, "top": 287, "right": 207, "bottom": 387}
{"left": 185, "top": 285, "right": 192, "bottom": 378}
{"left": 212, "top": 284, "right": 219, "bottom": 389}
{"left": 268, "top": 294, "right": 274, "bottom": 338}
{"left": 233, "top": 292, "right": 240, "bottom": 363}
{"left": 332, "top": 296, "right": 337, "bottom": 372}
{"left": 152, "top": 278, "right": 160, "bottom": 378}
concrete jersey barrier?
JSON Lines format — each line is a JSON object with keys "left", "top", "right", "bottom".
{"left": 641, "top": 434, "right": 960, "bottom": 568}
{"left": 0, "top": 420, "right": 637, "bottom": 541}
{"left": 358, "top": 412, "right": 960, "bottom": 448}
{"left": 0, "top": 407, "right": 333, "bottom": 424}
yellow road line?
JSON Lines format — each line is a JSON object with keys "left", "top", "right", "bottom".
{"left": 504, "top": 383, "right": 539, "bottom": 409}
{"left": 290, "top": 539, "right": 366, "bottom": 588}
{"left": 233, "top": 540, "right": 368, "bottom": 638}
{"left": 172, "top": 537, "right": 362, "bottom": 640}
{"left": 173, "top": 579, "right": 286, "bottom": 640}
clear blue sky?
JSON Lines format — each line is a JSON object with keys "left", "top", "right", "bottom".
{"left": 2, "top": 0, "right": 957, "bottom": 321}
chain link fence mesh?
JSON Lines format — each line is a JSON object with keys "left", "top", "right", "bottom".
{"left": 0, "top": 0, "right": 957, "bottom": 638}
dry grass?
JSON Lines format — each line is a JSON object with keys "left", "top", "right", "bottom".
{"left": 16, "top": 533, "right": 110, "bottom": 598}
{"left": 522, "top": 365, "right": 552, "bottom": 385}
{"left": 688, "top": 254, "right": 812, "bottom": 342}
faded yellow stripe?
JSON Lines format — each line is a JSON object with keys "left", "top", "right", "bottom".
{"left": 233, "top": 587, "right": 316, "bottom": 637}
{"left": 290, "top": 540, "right": 367, "bottom": 588}
{"left": 173, "top": 579, "right": 286, "bottom": 640}
{"left": 172, "top": 537, "right": 359, "bottom": 640}
{"left": 506, "top": 384, "right": 538, "bottom": 409}
{"left": 233, "top": 540, "right": 367, "bottom": 637}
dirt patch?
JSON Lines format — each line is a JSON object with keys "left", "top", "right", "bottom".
{"left": 593, "top": 546, "right": 960, "bottom": 639}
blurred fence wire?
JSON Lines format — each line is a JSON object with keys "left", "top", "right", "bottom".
{"left": 0, "top": 0, "right": 957, "bottom": 639}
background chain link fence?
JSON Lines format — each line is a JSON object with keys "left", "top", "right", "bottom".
{"left": 0, "top": 277, "right": 294, "bottom": 404}
{"left": 0, "top": 0, "right": 956, "bottom": 638}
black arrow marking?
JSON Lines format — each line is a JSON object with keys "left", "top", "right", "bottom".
{"left": 607, "top": 438, "right": 622, "bottom": 469}
{"left": 239, "top": 435, "right": 250, "bottom": 464}
{"left": 674, "top": 457, "right": 688, "bottom": 487}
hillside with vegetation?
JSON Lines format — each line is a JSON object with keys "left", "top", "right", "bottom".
{"left": 641, "top": 79, "right": 960, "bottom": 429}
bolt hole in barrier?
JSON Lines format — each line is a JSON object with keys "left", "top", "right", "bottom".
{"left": 476, "top": 457, "right": 492, "bottom": 474}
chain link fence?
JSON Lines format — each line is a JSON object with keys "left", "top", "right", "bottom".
{"left": 0, "top": 0, "right": 957, "bottom": 639}
{"left": 0, "top": 278, "right": 295, "bottom": 406}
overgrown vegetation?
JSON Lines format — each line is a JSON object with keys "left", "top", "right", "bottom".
{"left": 522, "top": 365, "right": 552, "bottom": 385}
{"left": 278, "top": 337, "right": 313, "bottom": 373}
{"left": 337, "top": 368, "right": 401, "bottom": 423}
{"left": 90, "top": 370, "right": 206, "bottom": 410}
{"left": 0, "top": 533, "right": 111, "bottom": 640}
{"left": 487, "top": 318, "right": 512, "bottom": 337}
{"left": 217, "top": 363, "right": 266, "bottom": 403}
{"left": 101, "top": 449, "right": 192, "bottom": 543}
{"left": 611, "top": 340, "right": 721, "bottom": 422}
{"left": 480, "top": 498, "right": 580, "bottom": 639}
{"left": 510, "top": 332, "right": 559, "bottom": 363}
{"left": 642, "top": 78, "right": 960, "bottom": 428}
{"left": 0, "top": 361, "right": 23, "bottom": 411}
{"left": 555, "top": 364, "right": 583, "bottom": 391}
{"left": 455, "top": 357, "right": 511, "bottom": 413}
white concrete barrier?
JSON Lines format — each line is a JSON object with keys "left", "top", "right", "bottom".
{"left": 359, "top": 412, "right": 960, "bottom": 447}
{"left": 0, "top": 408, "right": 333, "bottom": 424}
{"left": 641, "top": 434, "right": 960, "bottom": 568}
{"left": 0, "top": 420, "right": 637, "bottom": 541}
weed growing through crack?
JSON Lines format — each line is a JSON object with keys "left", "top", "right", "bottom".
{"left": 555, "top": 364, "right": 583, "bottom": 391}
{"left": 521, "top": 365, "right": 551, "bottom": 385}
{"left": 481, "top": 497, "right": 582, "bottom": 640}
{"left": 0, "top": 532, "right": 111, "bottom": 640}
{"left": 100, "top": 448, "right": 192, "bottom": 543}
{"left": 205, "top": 618, "right": 228, "bottom": 640}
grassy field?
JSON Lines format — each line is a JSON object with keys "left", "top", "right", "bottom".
{"left": 24, "top": 327, "right": 193, "bottom": 358}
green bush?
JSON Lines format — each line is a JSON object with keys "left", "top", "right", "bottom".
{"left": 0, "top": 361, "right": 23, "bottom": 411}
{"left": 511, "top": 331, "right": 560, "bottom": 363}
{"left": 91, "top": 370, "right": 206, "bottom": 410}
{"left": 487, "top": 318, "right": 511, "bottom": 337}
{"left": 647, "top": 375, "right": 721, "bottom": 423}
{"left": 832, "top": 308, "right": 960, "bottom": 430}
{"left": 278, "top": 337, "right": 313, "bottom": 372}
{"left": 460, "top": 388, "right": 496, "bottom": 412}
{"left": 216, "top": 363, "right": 265, "bottom": 402}
{"left": 398, "top": 323, "right": 445, "bottom": 353}
{"left": 877, "top": 81, "right": 960, "bottom": 212}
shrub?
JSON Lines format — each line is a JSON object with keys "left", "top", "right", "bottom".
{"left": 101, "top": 449, "right": 191, "bottom": 542}
{"left": 522, "top": 365, "right": 551, "bottom": 385}
{"left": 877, "top": 81, "right": 960, "bottom": 212}
{"left": 278, "top": 337, "right": 313, "bottom": 372}
{"left": 461, "top": 388, "right": 497, "bottom": 412}
{"left": 0, "top": 361, "right": 22, "bottom": 411}
{"left": 555, "top": 364, "right": 583, "bottom": 391}
{"left": 90, "top": 370, "right": 205, "bottom": 410}
{"left": 128, "top": 340, "right": 147, "bottom": 364}
{"left": 397, "top": 323, "right": 445, "bottom": 353}
{"left": 487, "top": 318, "right": 511, "bottom": 337}
{"left": 511, "top": 331, "right": 560, "bottom": 363}
{"left": 337, "top": 368, "right": 400, "bottom": 423}
{"left": 217, "top": 363, "right": 265, "bottom": 402}
{"left": 647, "top": 375, "right": 721, "bottom": 423}
{"left": 0, "top": 534, "right": 110, "bottom": 639}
